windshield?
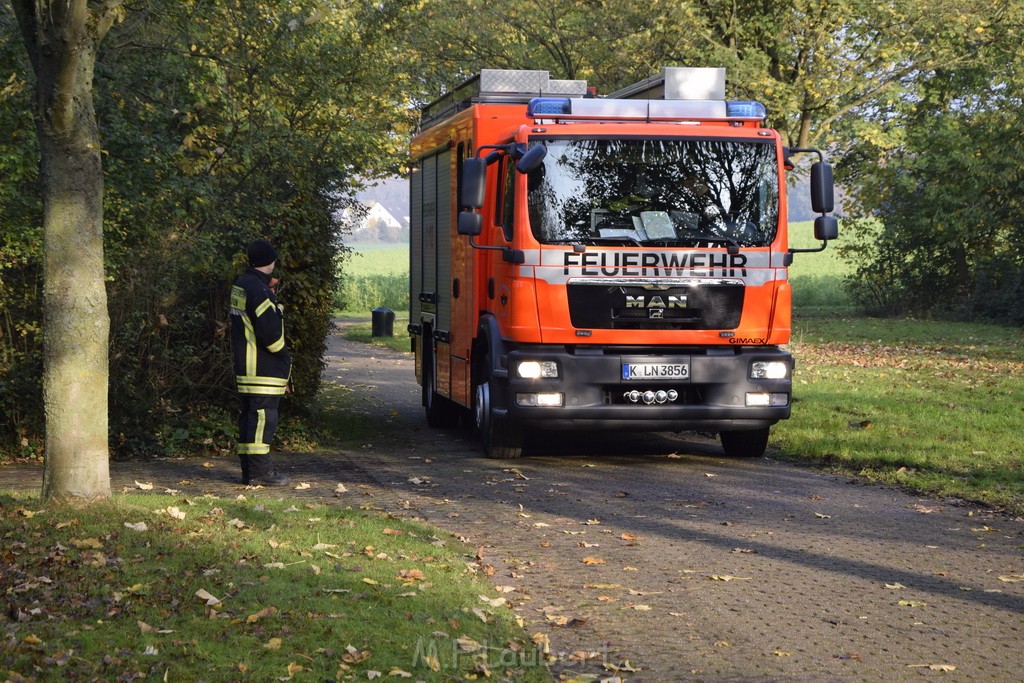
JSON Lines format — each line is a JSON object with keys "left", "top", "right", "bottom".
{"left": 527, "top": 138, "right": 779, "bottom": 247}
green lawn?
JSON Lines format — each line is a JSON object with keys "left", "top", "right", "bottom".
{"left": 779, "top": 316, "right": 1024, "bottom": 514}
{"left": 0, "top": 493, "right": 549, "bottom": 681}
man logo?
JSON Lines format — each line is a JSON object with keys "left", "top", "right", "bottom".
{"left": 625, "top": 294, "right": 688, "bottom": 309}
{"left": 649, "top": 309, "right": 665, "bottom": 319}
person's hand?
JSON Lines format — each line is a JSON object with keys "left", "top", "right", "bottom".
{"left": 286, "top": 381, "right": 294, "bottom": 394}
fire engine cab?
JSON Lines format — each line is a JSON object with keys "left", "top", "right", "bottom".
{"left": 408, "top": 67, "right": 837, "bottom": 459}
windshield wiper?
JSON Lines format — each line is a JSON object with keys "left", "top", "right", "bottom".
{"left": 676, "top": 234, "right": 742, "bottom": 255}
{"left": 580, "top": 235, "right": 645, "bottom": 247}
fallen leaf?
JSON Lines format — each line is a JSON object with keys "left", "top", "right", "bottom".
{"left": 568, "top": 650, "right": 603, "bottom": 661}
{"left": 264, "top": 638, "right": 282, "bottom": 650}
{"left": 584, "top": 583, "right": 621, "bottom": 589}
{"left": 457, "top": 637, "right": 484, "bottom": 652}
{"left": 620, "top": 533, "right": 641, "bottom": 541}
{"left": 135, "top": 481, "right": 154, "bottom": 491}
{"left": 71, "top": 538, "right": 103, "bottom": 549}
{"left": 294, "top": 482, "right": 311, "bottom": 490}
{"left": 382, "top": 528, "right": 403, "bottom": 536}
{"left": 898, "top": 600, "right": 927, "bottom": 607}
{"left": 164, "top": 506, "right": 186, "bottom": 520}
{"left": 631, "top": 604, "right": 652, "bottom": 611}
{"left": 362, "top": 578, "right": 380, "bottom": 586}
{"left": 582, "top": 557, "right": 606, "bottom": 565}
{"left": 709, "top": 575, "right": 751, "bottom": 581}
{"left": 397, "top": 569, "right": 425, "bottom": 581}
{"left": 335, "top": 483, "right": 348, "bottom": 493}
{"left": 814, "top": 512, "right": 831, "bottom": 519}
{"left": 195, "top": 589, "right": 221, "bottom": 605}
{"left": 998, "top": 574, "right": 1024, "bottom": 583}
{"left": 907, "top": 664, "right": 956, "bottom": 671}
{"left": 387, "top": 668, "right": 413, "bottom": 678}
{"left": 885, "top": 582, "right": 906, "bottom": 590}
{"left": 773, "top": 651, "right": 792, "bottom": 657}
{"left": 124, "top": 522, "right": 148, "bottom": 532}
{"left": 367, "top": 671, "right": 382, "bottom": 680}
{"left": 137, "top": 621, "right": 156, "bottom": 634}
{"left": 341, "top": 645, "right": 371, "bottom": 664}
{"left": 479, "top": 595, "right": 505, "bottom": 607}
{"left": 246, "top": 606, "right": 278, "bottom": 623}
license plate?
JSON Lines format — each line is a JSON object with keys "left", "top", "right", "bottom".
{"left": 622, "top": 363, "right": 690, "bottom": 380}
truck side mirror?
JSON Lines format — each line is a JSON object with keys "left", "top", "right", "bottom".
{"left": 460, "top": 158, "right": 487, "bottom": 209}
{"left": 515, "top": 144, "right": 547, "bottom": 173}
{"left": 810, "top": 161, "right": 834, "bottom": 214}
{"left": 814, "top": 215, "right": 839, "bottom": 241}
{"left": 458, "top": 211, "right": 482, "bottom": 237}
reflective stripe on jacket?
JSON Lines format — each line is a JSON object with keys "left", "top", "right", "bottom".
{"left": 230, "top": 268, "right": 291, "bottom": 395}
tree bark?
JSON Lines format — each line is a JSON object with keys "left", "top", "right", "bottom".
{"left": 13, "top": 0, "right": 115, "bottom": 501}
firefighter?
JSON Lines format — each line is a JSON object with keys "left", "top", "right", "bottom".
{"left": 230, "top": 239, "right": 291, "bottom": 486}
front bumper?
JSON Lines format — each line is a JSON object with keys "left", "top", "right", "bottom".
{"left": 501, "top": 345, "right": 792, "bottom": 432}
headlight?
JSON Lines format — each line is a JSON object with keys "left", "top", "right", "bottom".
{"left": 516, "top": 393, "right": 563, "bottom": 407}
{"left": 751, "top": 361, "right": 789, "bottom": 380}
{"left": 517, "top": 360, "right": 559, "bottom": 379}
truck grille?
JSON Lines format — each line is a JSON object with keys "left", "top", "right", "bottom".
{"left": 567, "top": 282, "right": 744, "bottom": 330}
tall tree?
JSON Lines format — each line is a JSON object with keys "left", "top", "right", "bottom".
{"left": 11, "top": 0, "right": 124, "bottom": 500}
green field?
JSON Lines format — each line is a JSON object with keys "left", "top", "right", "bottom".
{"left": 336, "top": 243, "right": 410, "bottom": 316}
{"left": 788, "top": 220, "right": 855, "bottom": 315}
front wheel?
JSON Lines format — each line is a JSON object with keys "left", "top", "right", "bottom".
{"left": 720, "top": 427, "right": 770, "bottom": 458}
{"left": 474, "top": 360, "right": 523, "bottom": 459}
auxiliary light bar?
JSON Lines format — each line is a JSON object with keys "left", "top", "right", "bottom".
{"left": 526, "top": 97, "right": 767, "bottom": 121}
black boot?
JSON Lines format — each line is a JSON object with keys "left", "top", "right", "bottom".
{"left": 245, "top": 454, "right": 290, "bottom": 487}
{"left": 238, "top": 455, "right": 250, "bottom": 484}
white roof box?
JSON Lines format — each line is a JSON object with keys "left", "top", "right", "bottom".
{"left": 609, "top": 67, "right": 726, "bottom": 101}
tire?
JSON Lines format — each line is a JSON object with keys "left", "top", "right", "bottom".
{"left": 423, "top": 344, "right": 460, "bottom": 428}
{"left": 720, "top": 427, "right": 770, "bottom": 458}
{"left": 474, "top": 357, "right": 523, "bottom": 459}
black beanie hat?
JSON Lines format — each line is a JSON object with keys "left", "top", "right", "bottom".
{"left": 247, "top": 239, "right": 278, "bottom": 268}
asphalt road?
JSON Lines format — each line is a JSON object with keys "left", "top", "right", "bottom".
{"left": 4, "top": 325, "right": 1022, "bottom": 681}
{"left": 318, "top": 326, "right": 1024, "bottom": 682}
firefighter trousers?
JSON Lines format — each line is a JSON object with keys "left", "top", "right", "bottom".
{"left": 236, "top": 394, "right": 281, "bottom": 480}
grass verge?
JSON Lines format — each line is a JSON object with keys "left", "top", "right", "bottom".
{"left": 0, "top": 493, "right": 548, "bottom": 681}
{"left": 777, "top": 316, "right": 1024, "bottom": 515}
{"left": 341, "top": 317, "right": 411, "bottom": 355}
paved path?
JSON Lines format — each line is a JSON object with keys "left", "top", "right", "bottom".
{"left": 3, "top": 325, "right": 1022, "bottom": 681}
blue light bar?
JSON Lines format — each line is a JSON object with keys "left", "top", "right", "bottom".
{"left": 726, "top": 101, "right": 767, "bottom": 118}
{"left": 527, "top": 97, "right": 571, "bottom": 117}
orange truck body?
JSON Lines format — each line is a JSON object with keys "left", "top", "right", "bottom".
{"left": 408, "top": 68, "right": 836, "bottom": 458}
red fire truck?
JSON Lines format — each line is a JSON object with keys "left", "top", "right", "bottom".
{"left": 408, "top": 68, "right": 837, "bottom": 459}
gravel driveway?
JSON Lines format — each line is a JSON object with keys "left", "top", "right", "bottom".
{"left": 3, "top": 323, "right": 1022, "bottom": 681}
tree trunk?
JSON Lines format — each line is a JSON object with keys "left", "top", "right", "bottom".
{"left": 13, "top": 0, "right": 115, "bottom": 501}
{"left": 38, "top": 128, "right": 111, "bottom": 501}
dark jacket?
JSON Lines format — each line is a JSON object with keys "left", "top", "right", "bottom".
{"left": 230, "top": 268, "right": 291, "bottom": 395}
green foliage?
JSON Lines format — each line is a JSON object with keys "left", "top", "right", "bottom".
{"left": 839, "top": 50, "right": 1024, "bottom": 321}
{"left": 336, "top": 274, "right": 410, "bottom": 315}
{"left": 0, "top": 0, "right": 421, "bottom": 458}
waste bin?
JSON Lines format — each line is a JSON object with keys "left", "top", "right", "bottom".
{"left": 371, "top": 307, "right": 395, "bottom": 337}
